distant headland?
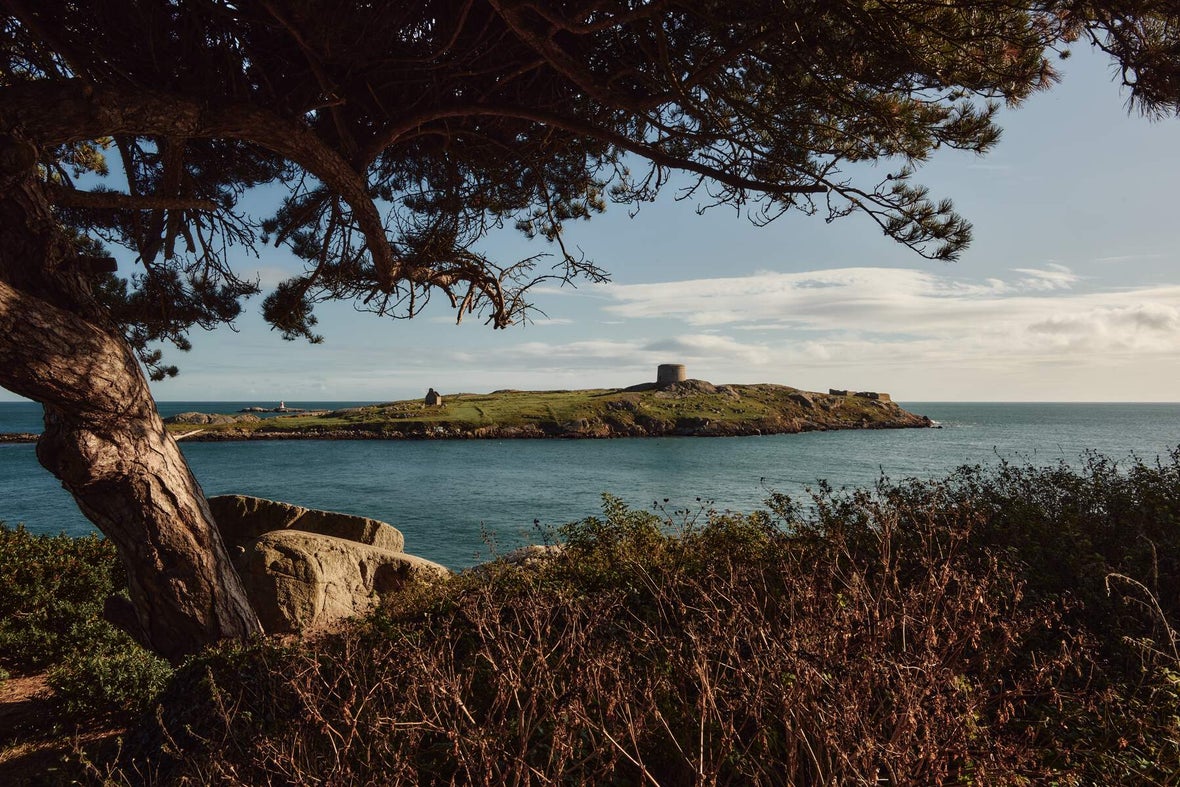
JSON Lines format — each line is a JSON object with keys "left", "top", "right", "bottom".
{"left": 0, "top": 367, "right": 932, "bottom": 444}
{"left": 155, "top": 365, "right": 932, "bottom": 443}
{"left": 238, "top": 401, "right": 309, "bottom": 414}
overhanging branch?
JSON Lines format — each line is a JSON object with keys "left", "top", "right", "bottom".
{"left": 367, "top": 104, "right": 828, "bottom": 196}
{"left": 48, "top": 184, "right": 218, "bottom": 212}
{"left": 0, "top": 80, "right": 399, "bottom": 288}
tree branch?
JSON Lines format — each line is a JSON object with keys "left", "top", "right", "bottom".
{"left": 0, "top": 79, "right": 400, "bottom": 288}
{"left": 47, "top": 184, "right": 218, "bottom": 212}
{"left": 487, "top": 0, "right": 658, "bottom": 112}
{"left": 367, "top": 103, "right": 827, "bottom": 196}
{"left": 0, "top": 278, "right": 142, "bottom": 412}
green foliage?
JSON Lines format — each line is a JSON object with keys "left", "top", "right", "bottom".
{"left": 0, "top": 524, "right": 123, "bottom": 671}
{"left": 1066, "top": 1, "right": 1180, "bottom": 117}
{"left": 48, "top": 647, "right": 174, "bottom": 719}
{"left": 5, "top": 1, "right": 1130, "bottom": 370}
{"left": 112, "top": 453, "right": 1180, "bottom": 784}
{"left": 880, "top": 450, "right": 1180, "bottom": 655}
{"left": 0, "top": 523, "right": 173, "bottom": 718}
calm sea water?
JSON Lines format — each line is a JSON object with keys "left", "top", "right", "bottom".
{"left": 2, "top": 400, "right": 1179, "bottom": 569}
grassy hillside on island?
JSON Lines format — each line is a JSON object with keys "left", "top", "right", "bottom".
{"left": 167, "top": 381, "right": 931, "bottom": 440}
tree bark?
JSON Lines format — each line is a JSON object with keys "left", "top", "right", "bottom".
{"left": 0, "top": 151, "right": 261, "bottom": 663}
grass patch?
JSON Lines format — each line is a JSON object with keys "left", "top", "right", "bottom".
{"left": 167, "top": 384, "right": 920, "bottom": 438}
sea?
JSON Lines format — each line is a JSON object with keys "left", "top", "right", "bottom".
{"left": 2, "top": 400, "right": 1179, "bottom": 570}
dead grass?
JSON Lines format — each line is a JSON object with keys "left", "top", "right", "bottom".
{"left": 110, "top": 485, "right": 1173, "bottom": 785}
{"left": 19, "top": 454, "right": 1179, "bottom": 784}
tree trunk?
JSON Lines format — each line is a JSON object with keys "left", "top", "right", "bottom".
{"left": 0, "top": 145, "right": 260, "bottom": 662}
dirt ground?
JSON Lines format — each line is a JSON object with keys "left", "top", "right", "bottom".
{"left": 0, "top": 674, "right": 124, "bottom": 785}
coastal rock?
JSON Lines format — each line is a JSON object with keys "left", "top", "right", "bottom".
{"left": 476, "top": 544, "right": 564, "bottom": 572}
{"left": 209, "top": 494, "right": 405, "bottom": 553}
{"left": 653, "top": 379, "right": 718, "bottom": 398}
{"left": 673, "top": 416, "right": 712, "bottom": 435}
{"left": 165, "top": 412, "right": 261, "bottom": 426}
{"left": 235, "top": 530, "right": 449, "bottom": 633}
{"left": 239, "top": 406, "right": 308, "bottom": 414}
{"left": 460, "top": 544, "right": 565, "bottom": 580}
{"left": 788, "top": 392, "right": 815, "bottom": 409}
{"left": 560, "top": 418, "right": 596, "bottom": 434}
{"left": 165, "top": 411, "right": 226, "bottom": 425}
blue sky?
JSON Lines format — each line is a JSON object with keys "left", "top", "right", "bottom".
{"left": 7, "top": 45, "right": 1180, "bottom": 404}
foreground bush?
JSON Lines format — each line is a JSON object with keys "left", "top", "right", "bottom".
{"left": 962, "top": 451, "right": 1180, "bottom": 643}
{"left": 48, "top": 644, "right": 176, "bottom": 720}
{"left": 0, "top": 523, "right": 172, "bottom": 718}
{"left": 0, "top": 524, "right": 121, "bottom": 672}
{"left": 112, "top": 454, "right": 1180, "bottom": 785}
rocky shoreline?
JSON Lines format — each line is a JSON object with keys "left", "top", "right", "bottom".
{"left": 179, "top": 411, "right": 931, "bottom": 442}
{"left": 1, "top": 418, "right": 932, "bottom": 445}
{"left": 2, "top": 419, "right": 935, "bottom": 445}
{"left": 0, "top": 418, "right": 930, "bottom": 444}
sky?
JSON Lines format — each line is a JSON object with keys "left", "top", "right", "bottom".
{"left": 7, "top": 45, "right": 1180, "bottom": 404}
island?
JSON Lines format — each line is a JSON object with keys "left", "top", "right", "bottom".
{"left": 160, "top": 376, "right": 931, "bottom": 442}
{"left": 0, "top": 371, "right": 933, "bottom": 444}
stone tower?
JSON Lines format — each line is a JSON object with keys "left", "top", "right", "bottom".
{"left": 656, "top": 364, "right": 687, "bottom": 385}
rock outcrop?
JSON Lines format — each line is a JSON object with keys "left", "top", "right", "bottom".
{"left": 236, "top": 530, "right": 448, "bottom": 634}
{"left": 653, "top": 379, "right": 718, "bottom": 398}
{"left": 209, "top": 495, "right": 405, "bottom": 552}
{"left": 208, "top": 494, "right": 447, "bottom": 633}
{"left": 164, "top": 412, "right": 261, "bottom": 426}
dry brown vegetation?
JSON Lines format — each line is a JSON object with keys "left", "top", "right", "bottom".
{"left": 95, "top": 453, "right": 1180, "bottom": 785}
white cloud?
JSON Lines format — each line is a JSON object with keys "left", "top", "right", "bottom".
{"left": 602, "top": 266, "right": 1080, "bottom": 329}
{"left": 451, "top": 333, "right": 775, "bottom": 374}
{"left": 599, "top": 266, "right": 1180, "bottom": 369}
{"left": 642, "top": 335, "right": 772, "bottom": 365}
{"left": 1092, "top": 253, "right": 1166, "bottom": 264}
{"left": 1024, "top": 304, "right": 1180, "bottom": 352}
{"left": 530, "top": 284, "right": 612, "bottom": 300}
{"left": 161, "top": 263, "right": 1180, "bottom": 403}
{"left": 1009, "top": 263, "right": 1079, "bottom": 291}
{"left": 510, "top": 339, "right": 644, "bottom": 361}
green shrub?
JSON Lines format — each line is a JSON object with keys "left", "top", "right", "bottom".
{"left": 0, "top": 522, "right": 173, "bottom": 720}
{"left": 877, "top": 450, "right": 1180, "bottom": 662}
{"left": 48, "top": 647, "right": 174, "bottom": 718}
{"left": 0, "top": 523, "right": 124, "bottom": 671}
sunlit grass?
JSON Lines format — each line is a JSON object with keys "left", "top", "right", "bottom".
{"left": 166, "top": 385, "right": 908, "bottom": 436}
